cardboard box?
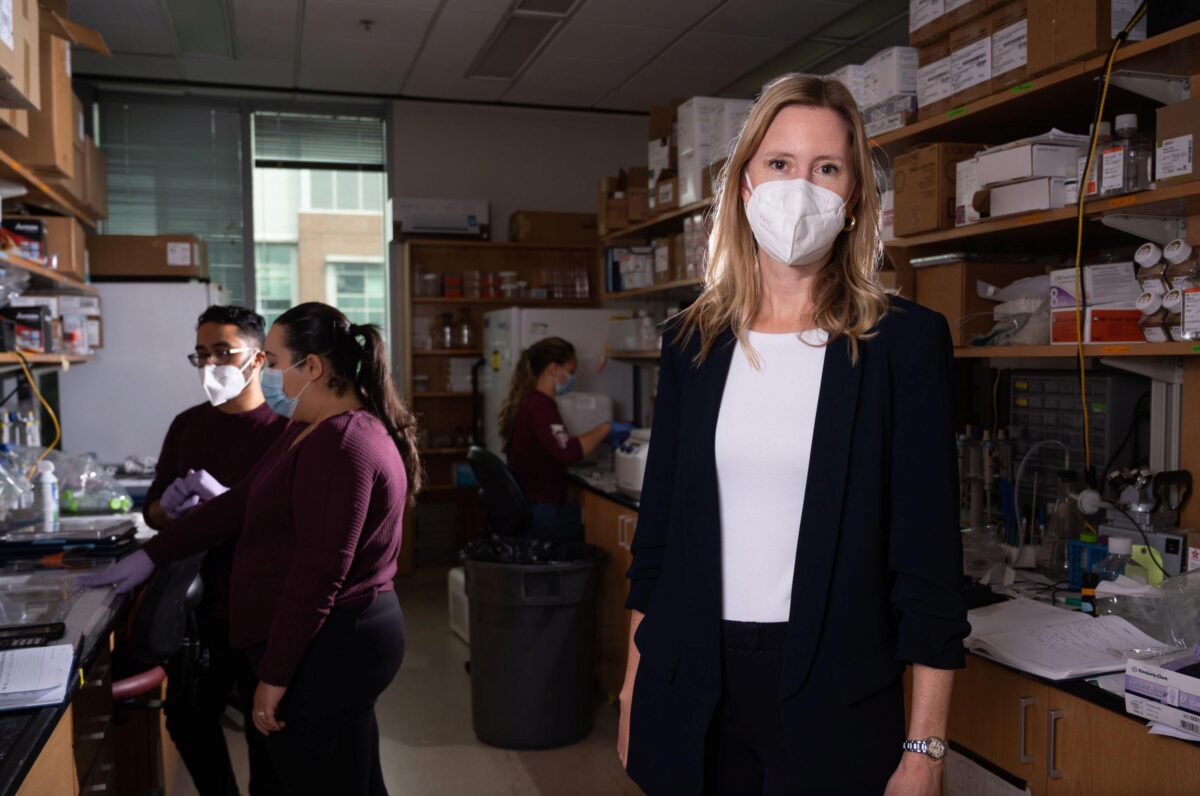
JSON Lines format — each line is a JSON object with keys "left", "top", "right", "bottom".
{"left": 1049, "top": 262, "right": 1141, "bottom": 308}
{"left": 864, "top": 47, "right": 919, "bottom": 107}
{"left": 1155, "top": 97, "right": 1200, "bottom": 188}
{"left": 709, "top": 99, "right": 752, "bottom": 165}
{"left": 917, "top": 38, "right": 954, "bottom": 119}
{"left": 47, "top": 93, "right": 85, "bottom": 204}
{"left": 976, "top": 143, "right": 1082, "bottom": 186}
{"left": 915, "top": 259, "right": 1046, "bottom": 345}
{"left": 949, "top": 15, "right": 993, "bottom": 107}
{"left": 0, "top": 0, "right": 40, "bottom": 111}
{"left": 1051, "top": 303, "right": 1143, "bottom": 344}
{"left": 58, "top": 294, "right": 100, "bottom": 317}
{"left": 881, "top": 188, "right": 896, "bottom": 242}
{"left": 909, "top": 0, "right": 949, "bottom": 46}
{"left": 0, "top": 306, "right": 50, "bottom": 352}
{"left": 1, "top": 217, "right": 43, "bottom": 258}
{"left": 86, "top": 234, "right": 209, "bottom": 280}
{"left": 676, "top": 96, "right": 727, "bottom": 158}
{"left": 990, "top": 0, "right": 1029, "bottom": 90}
{"left": 628, "top": 187, "right": 650, "bottom": 222}
{"left": 84, "top": 315, "right": 102, "bottom": 349}
{"left": 655, "top": 176, "right": 679, "bottom": 214}
{"left": 0, "top": 107, "right": 27, "bottom": 137}
{"left": 1188, "top": 529, "right": 1200, "bottom": 572}
{"left": 1125, "top": 652, "right": 1200, "bottom": 739}
{"left": 865, "top": 112, "right": 911, "bottom": 138}
{"left": 944, "top": 0, "right": 990, "bottom": 27}
{"left": 1, "top": 29, "right": 71, "bottom": 178}
{"left": 990, "top": 176, "right": 1066, "bottom": 217}
{"left": 606, "top": 194, "right": 629, "bottom": 233}
{"left": 8, "top": 295, "right": 58, "bottom": 317}
{"left": 893, "top": 142, "right": 987, "bottom": 236}
{"left": 83, "top": 136, "right": 107, "bottom": 219}
{"left": 508, "top": 211, "right": 598, "bottom": 245}
{"left": 955, "top": 157, "right": 984, "bottom": 226}
{"left": 12, "top": 215, "right": 85, "bottom": 280}
{"left": 828, "top": 64, "right": 869, "bottom": 109}
{"left": 648, "top": 138, "right": 676, "bottom": 188}
{"left": 648, "top": 105, "right": 674, "bottom": 142}
{"left": 1027, "top": 0, "right": 1147, "bottom": 78}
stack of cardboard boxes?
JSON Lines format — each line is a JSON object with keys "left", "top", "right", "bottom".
{"left": 1049, "top": 261, "right": 1144, "bottom": 345}
{"left": 828, "top": 48, "right": 919, "bottom": 137}
{"left": 596, "top": 168, "right": 649, "bottom": 237}
{"left": 5, "top": 291, "right": 100, "bottom": 355}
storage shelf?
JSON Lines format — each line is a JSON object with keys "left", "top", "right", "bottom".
{"left": 403, "top": 238, "right": 596, "bottom": 251}
{"left": 887, "top": 180, "right": 1200, "bottom": 251}
{"left": 0, "top": 250, "right": 98, "bottom": 295}
{"left": 0, "top": 353, "right": 92, "bottom": 368}
{"left": 411, "top": 349, "right": 483, "bottom": 357}
{"left": 410, "top": 297, "right": 596, "bottom": 306}
{"left": 0, "top": 146, "right": 99, "bottom": 230}
{"left": 419, "top": 447, "right": 470, "bottom": 456}
{"left": 601, "top": 199, "right": 712, "bottom": 244}
{"left": 604, "top": 277, "right": 702, "bottom": 300}
{"left": 610, "top": 350, "right": 662, "bottom": 362}
{"left": 412, "top": 392, "right": 473, "bottom": 399}
{"left": 872, "top": 20, "right": 1200, "bottom": 159}
{"left": 955, "top": 343, "right": 1200, "bottom": 359}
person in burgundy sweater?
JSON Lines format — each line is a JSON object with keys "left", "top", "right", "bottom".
{"left": 84, "top": 302, "right": 422, "bottom": 796}
{"left": 145, "top": 305, "right": 288, "bottom": 796}
{"left": 497, "top": 336, "right": 631, "bottom": 540}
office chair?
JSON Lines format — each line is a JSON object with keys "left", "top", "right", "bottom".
{"left": 467, "top": 446, "right": 533, "bottom": 537}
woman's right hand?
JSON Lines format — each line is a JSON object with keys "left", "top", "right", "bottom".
{"left": 618, "top": 610, "right": 644, "bottom": 770}
{"left": 76, "top": 549, "right": 155, "bottom": 594}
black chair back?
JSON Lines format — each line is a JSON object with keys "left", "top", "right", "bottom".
{"left": 125, "top": 552, "right": 206, "bottom": 664}
{"left": 467, "top": 446, "right": 532, "bottom": 537}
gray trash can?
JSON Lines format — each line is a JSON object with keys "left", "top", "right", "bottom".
{"left": 464, "top": 540, "right": 604, "bottom": 749}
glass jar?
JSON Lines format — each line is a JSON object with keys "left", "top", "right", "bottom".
{"left": 1164, "top": 239, "right": 1200, "bottom": 291}
{"left": 1136, "top": 291, "right": 1169, "bottom": 343}
{"left": 1162, "top": 289, "right": 1185, "bottom": 341}
{"left": 1135, "top": 242, "right": 1168, "bottom": 295}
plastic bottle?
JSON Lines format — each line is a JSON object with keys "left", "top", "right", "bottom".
{"left": 1137, "top": 291, "right": 1170, "bottom": 342}
{"left": 1135, "top": 241, "right": 1169, "bottom": 294}
{"left": 1038, "top": 470, "right": 1082, "bottom": 579}
{"left": 438, "top": 313, "right": 454, "bottom": 350}
{"left": 1164, "top": 239, "right": 1200, "bottom": 291}
{"left": 456, "top": 308, "right": 474, "bottom": 349}
{"left": 1116, "top": 114, "right": 1153, "bottom": 194}
{"left": 34, "top": 460, "right": 57, "bottom": 530}
{"left": 1162, "top": 288, "right": 1185, "bottom": 341}
{"left": 1079, "top": 122, "right": 1112, "bottom": 198}
{"left": 1092, "top": 536, "right": 1148, "bottom": 584}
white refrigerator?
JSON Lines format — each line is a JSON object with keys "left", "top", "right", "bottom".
{"left": 480, "top": 307, "right": 632, "bottom": 456}
{"left": 60, "top": 282, "right": 230, "bottom": 463}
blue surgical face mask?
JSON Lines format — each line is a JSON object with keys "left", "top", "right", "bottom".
{"left": 555, "top": 372, "right": 575, "bottom": 397}
{"left": 261, "top": 362, "right": 310, "bottom": 418}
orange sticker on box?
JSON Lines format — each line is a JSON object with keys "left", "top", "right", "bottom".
{"left": 1099, "top": 346, "right": 1132, "bottom": 355}
{"left": 1106, "top": 195, "right": 1138, "bottom": 209}
{"left": 1018, "top": 213, "right": 1044, "bottom": 225}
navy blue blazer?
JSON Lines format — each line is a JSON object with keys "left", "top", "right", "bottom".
{"left": 624, "top": 296, "right": 969, "bottom": 794}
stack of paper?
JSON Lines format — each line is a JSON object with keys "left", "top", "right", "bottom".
{"left": 0, "top": 644, "right": 74, "bottom": 712}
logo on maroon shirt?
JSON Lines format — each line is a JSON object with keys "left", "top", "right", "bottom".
{"left": 550, "top": 423, "right": 570, "bottom": 448}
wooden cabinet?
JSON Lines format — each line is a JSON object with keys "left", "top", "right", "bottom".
{"left": 948, "top": 656, "right": 1200, "bottom": 795}
{"left": 582, "top": 489, "right": 636, "bottom": 699}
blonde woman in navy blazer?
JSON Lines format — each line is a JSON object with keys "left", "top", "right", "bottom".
{"left": 617, "top": 74, "right": 969, "bottom": 795}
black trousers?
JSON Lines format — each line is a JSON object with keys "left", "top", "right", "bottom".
{"left": 254, "top": 591, "right": 406, "bottom": 796}
{"left": 164, "top": 615, "right": 284, "bottom": 796}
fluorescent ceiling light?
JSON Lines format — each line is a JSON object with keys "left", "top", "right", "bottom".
{"left": 468, "top": 16, "right": 559, "bottom": 81}
{"left": 165, "top": 0, "right": 234, "bottom": 58}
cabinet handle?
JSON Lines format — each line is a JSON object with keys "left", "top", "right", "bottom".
{"left": 1018, "top": 697, "right": 1035, "bottom": 764}
{"left": 79, "top": 731, "right": 106, "bottom": 741}
{"left": 1047, "top": 708, "right": 1064, "bottom": 780}
{"left": 615, "top": 516, "right": 626, "bottom": 548}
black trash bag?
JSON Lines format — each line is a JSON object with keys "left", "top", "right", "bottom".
{"left": 460, "top": 535, "right": 603, "bottom": 565}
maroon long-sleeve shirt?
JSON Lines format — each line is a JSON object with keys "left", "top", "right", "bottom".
{"left": 505, "top": 391, "right": 584, "bottom": 504}
{"left": 142, "top": 409, "right": 409, "bottom": 687}
{"left": 145, "top": 402, "right": 288, "bottom": 620}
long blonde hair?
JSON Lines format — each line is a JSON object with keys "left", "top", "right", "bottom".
{"left": 498, "top": 337, "right": 576, "bottom": 448}
{"left": 676, "top": 73, "right": 889, "bottom": 363}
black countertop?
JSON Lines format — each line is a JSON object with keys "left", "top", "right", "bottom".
{"left": 567, "top": 468, "right": 640, "bottom": 512}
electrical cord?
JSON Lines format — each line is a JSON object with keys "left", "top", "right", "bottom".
{"left": 1072, "top": 0, "right": 1149, "bottom": 482}
{"left": 14, "top": 352, "right": 61, "bottom": 479}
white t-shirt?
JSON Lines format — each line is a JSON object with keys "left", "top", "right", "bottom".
{"left": 715, "top": 329, "right": 827, "bottom": 622}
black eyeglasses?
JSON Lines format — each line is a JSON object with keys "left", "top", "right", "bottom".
{"left": 187, "top": 348, "right": 256, "bottom": 368}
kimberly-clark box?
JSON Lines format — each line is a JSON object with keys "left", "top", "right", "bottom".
{"left": 1049, "top": 262, "right": 1141, "bottom": 309}
{"left": 1125, "top": 652, "right": 1200, "bottom": 739}
{"left": 864, "top": 47, "right": 919, "bottom": 107}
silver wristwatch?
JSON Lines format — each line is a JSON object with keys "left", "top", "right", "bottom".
{"left": 902, "top": 736, "right": 947, "bottom": 761}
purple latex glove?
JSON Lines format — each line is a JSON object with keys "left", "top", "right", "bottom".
{"left": 171, "top": 494, "right": 201, "bottom": 518}
{"left": 184, "top": 469, "right": 229, "bottom": 503}
{"left": 159, "top": 470, "right": 195, "bottom": 518}
{"left": 76, "top": 549, "right": 155, "bottom": 594}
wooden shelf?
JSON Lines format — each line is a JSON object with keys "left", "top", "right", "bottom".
{"left": 872, "top": 21, "right": 1200, "bottom": 159}
{"left": 887, "top": 180, "right": 1200, "bottom": 251}
{"left": 604, "top": 277, "right": 702, "bottom": 300}
{"left": 0, "top": 353, "right": 92, "bottom": 367}
{"left": 412, "top": 349, "right": 483, "bottom": 357}
{"left": 419, "top": 447, "right": 470, "bottom": 456}
{"left": 0, "top": 147, "right": 99, "bottom": 230}
{"left": 955, "top": 342, "right": 1200, "bottom": 359}
{"left": 602, "top": 199, "right": 713, "bottom": 244}
{"left": 403, "top": 238, "right": 596, "bottom": 251}
{"left": 0, "top": 251, "right": 98, "bottom": 295}
{"left": 610, "top": 350, "right": 662, "bottom": 361}
{"left": 411, "top": 297, "right": 596, "bottom": 306}
{"left": 412, "top": 392, "right": 472, "bottom": 399}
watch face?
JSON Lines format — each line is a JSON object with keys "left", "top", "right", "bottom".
{"left": 927, "top": 737, "right": 947, "bottom": 760}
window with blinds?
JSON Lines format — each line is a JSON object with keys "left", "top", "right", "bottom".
{"left": 253, "top": 112, "right": 385, "bottom": 171}
{"left": 97, "top": 102, "right": 247, "bottom": 302}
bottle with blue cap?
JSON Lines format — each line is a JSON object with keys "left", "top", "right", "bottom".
{"left": 34, "top": 460, "right": 58, "bottom": 531}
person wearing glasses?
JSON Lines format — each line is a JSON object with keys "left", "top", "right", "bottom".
{"left": 143, "top": 305, "right": 288, "bottom": 796}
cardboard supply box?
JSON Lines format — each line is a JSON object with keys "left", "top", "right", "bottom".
{"left": 915, "top": 259, "right": 1045, "bottom": 345}
{"left": 990, "top": 176, "right": 1066, "bottom": 217}
{"left": 1189, "top": 529, "right": 1200, "bottom": 572}
{"left": 976, "top": 143, "right": 1082, "bottom": 186}
{"left": 1, "top": 217, "right": 43, "bottom": 258}
{"left": 654, "top": 175, "right": 679, "bottom": 214}
{"left": 0, "top": 0, "right": 40, "bottom": 111}
{"left": 2, "top": 30, "right": 72, "bottom": 178}
{"left": 676, "top": 96, "right": 727, "bottom": 158}
{"left": 1027, "top": 0, "right": 1147, "bottom": 78}
{"left": 86, "top": 234, "right": 209, "bottom": 280}
{"left": 909, "top": 0, "right": 949, "bottom": 46}
{"left": 1049, "top": 261, "right": 1141, "bottom": 308}
{"left": 46, "top": 93, "right": 84, "bottom": 203}
{"left": 864, "top": 47, "right": 919, "bottom": 107}
{"left": 1125, "top": 652, "right": 1200, "bottom": 739}
{"left": 1155, "top": 96, "right": 1200, "bottom": 188}
{"left": 990, "top": 0, "right": 1029, "bottom": 91}
{"left": 648, "top": 138, "right": 676, "bottom": 188}
{"left": 917, "top": 38, "right": 954, "bottom": 119}
{"left": 7, "top": 215, "right": 86, "bottom": 280}
{"left": 944, "top": 0, "right": 991, "bottom": 27}
{"left": 0, "top": 306, "right": 50, "bottom": 353}
{"left": 949, "top": 15, "right": 993, "bottom": 107}
{"left": 83, "top": 136, "right": 108, "bottom": 219}
{"left": 1051, "top": 303, "right": 1143, "bottom": 344}
{"left": 0, "top": 107, "right": 27, "bottom": 137}
{"left": 893, "top": 142, "right": 988, "bottom": 236}
{"left": 597, "top": 176, "right": 623, "bottom": 236}
{"left": 508, "top": 211, "right": 598, "bottom": 245}
{"left": 828, "top": 64, "right": 870, "bottom": 110}
{"left": 955, "top": 157, "right": 984, "bottom": 226}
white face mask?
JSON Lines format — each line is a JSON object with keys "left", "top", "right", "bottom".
{"left": 200, "top": 353, "right": 258, "bottom": 407}
{"left": 744, "top": 173, "right": 848, "bottom": 266}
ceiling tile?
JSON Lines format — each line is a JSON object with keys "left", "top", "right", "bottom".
{"left": 597, "top": 64, "right": 732, "bottom": 111}
{"left": 502, "top": 57, "right": 630, "bottom": 106}
{"left": 538, "top": 21, "right": 678, "bottom": 65}
{"left": 301, "top": 2, "right": 437, "bottom": 45}
{"left": 402, "top": 9, "right": 506, "bottom": 98}
{"left": 299, "top": 42, "right": 419, "bottom": 94}
{"left": 88, "top": 22, "right": 177, "bottom": 57}
{"left": 72, "top": 51, "right": 186, "bottom": 81}
{"left": 695, "top": 0, "right": 854, "bottom": 40}
{"left": 444, "top": 0, "right": 513, "bottom": 12}
{"left": 180, "top": 57, "right": 293, "bottom": 87}
{"left": 232, "top": 0, "right": 299, "bottom": 35}
{"left": 575, "top": 0, "right": 723, "bottom": 30}
{"left": 654, "top": 31, "right": 793, "bottom": 73}
{"left": 236, "top": 35, "right": 294, "bottom": 63}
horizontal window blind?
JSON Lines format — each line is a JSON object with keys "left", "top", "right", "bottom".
{"left": 253, "top": 112, "right": 385, "bottom": 171}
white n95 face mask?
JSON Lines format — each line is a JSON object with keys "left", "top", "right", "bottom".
{"left": 744, "top": 174, "right": 848, "bottom": 266}
{"left": 200, "top": 354, "right": 258, "bottom": 407}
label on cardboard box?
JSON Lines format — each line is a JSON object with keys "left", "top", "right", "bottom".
{"left": 910, "top": 0, "right": 944, "bottom": 32}
{"left": 865, "top": 113, "right": 907, "bottom": 138}
{"left": 1157, "top": 135, "right": 1194, "bottom": 181}
{"left": 952, "top": 37, "right": 991, "bottom": 92}
{"left": 918, "top": 58, "right": 953, "bottom": 108}
{"left": 0, "top": 0, "right": 12, "bottom": 51}
{"left": 657, "top": 180, "right": 675, "bottom": 206}
{"left": 166, "top": 242, "right": 192, "bottom": 267}
{"left": 1101, "top": 147, "right": 1124, "bottom": 193}
{"left": 955, "top": 158, "right": 981, "bottom": 226}
{"left": 1113, "top": 0, "right": 1148, "bottom": 40}
{"left": 992, "top": 19, "right": 1027, "bottom": 77}
{"left": 1189, "top": 531, "right": 1200, "bottom": 572}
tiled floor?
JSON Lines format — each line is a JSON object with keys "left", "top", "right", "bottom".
{"left": 173, "top": 578, "right": 640, "bottom": 795}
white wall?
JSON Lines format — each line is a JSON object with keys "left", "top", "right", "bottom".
{"left": 389, "top": 101, "right": 646, "bottom": 239}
